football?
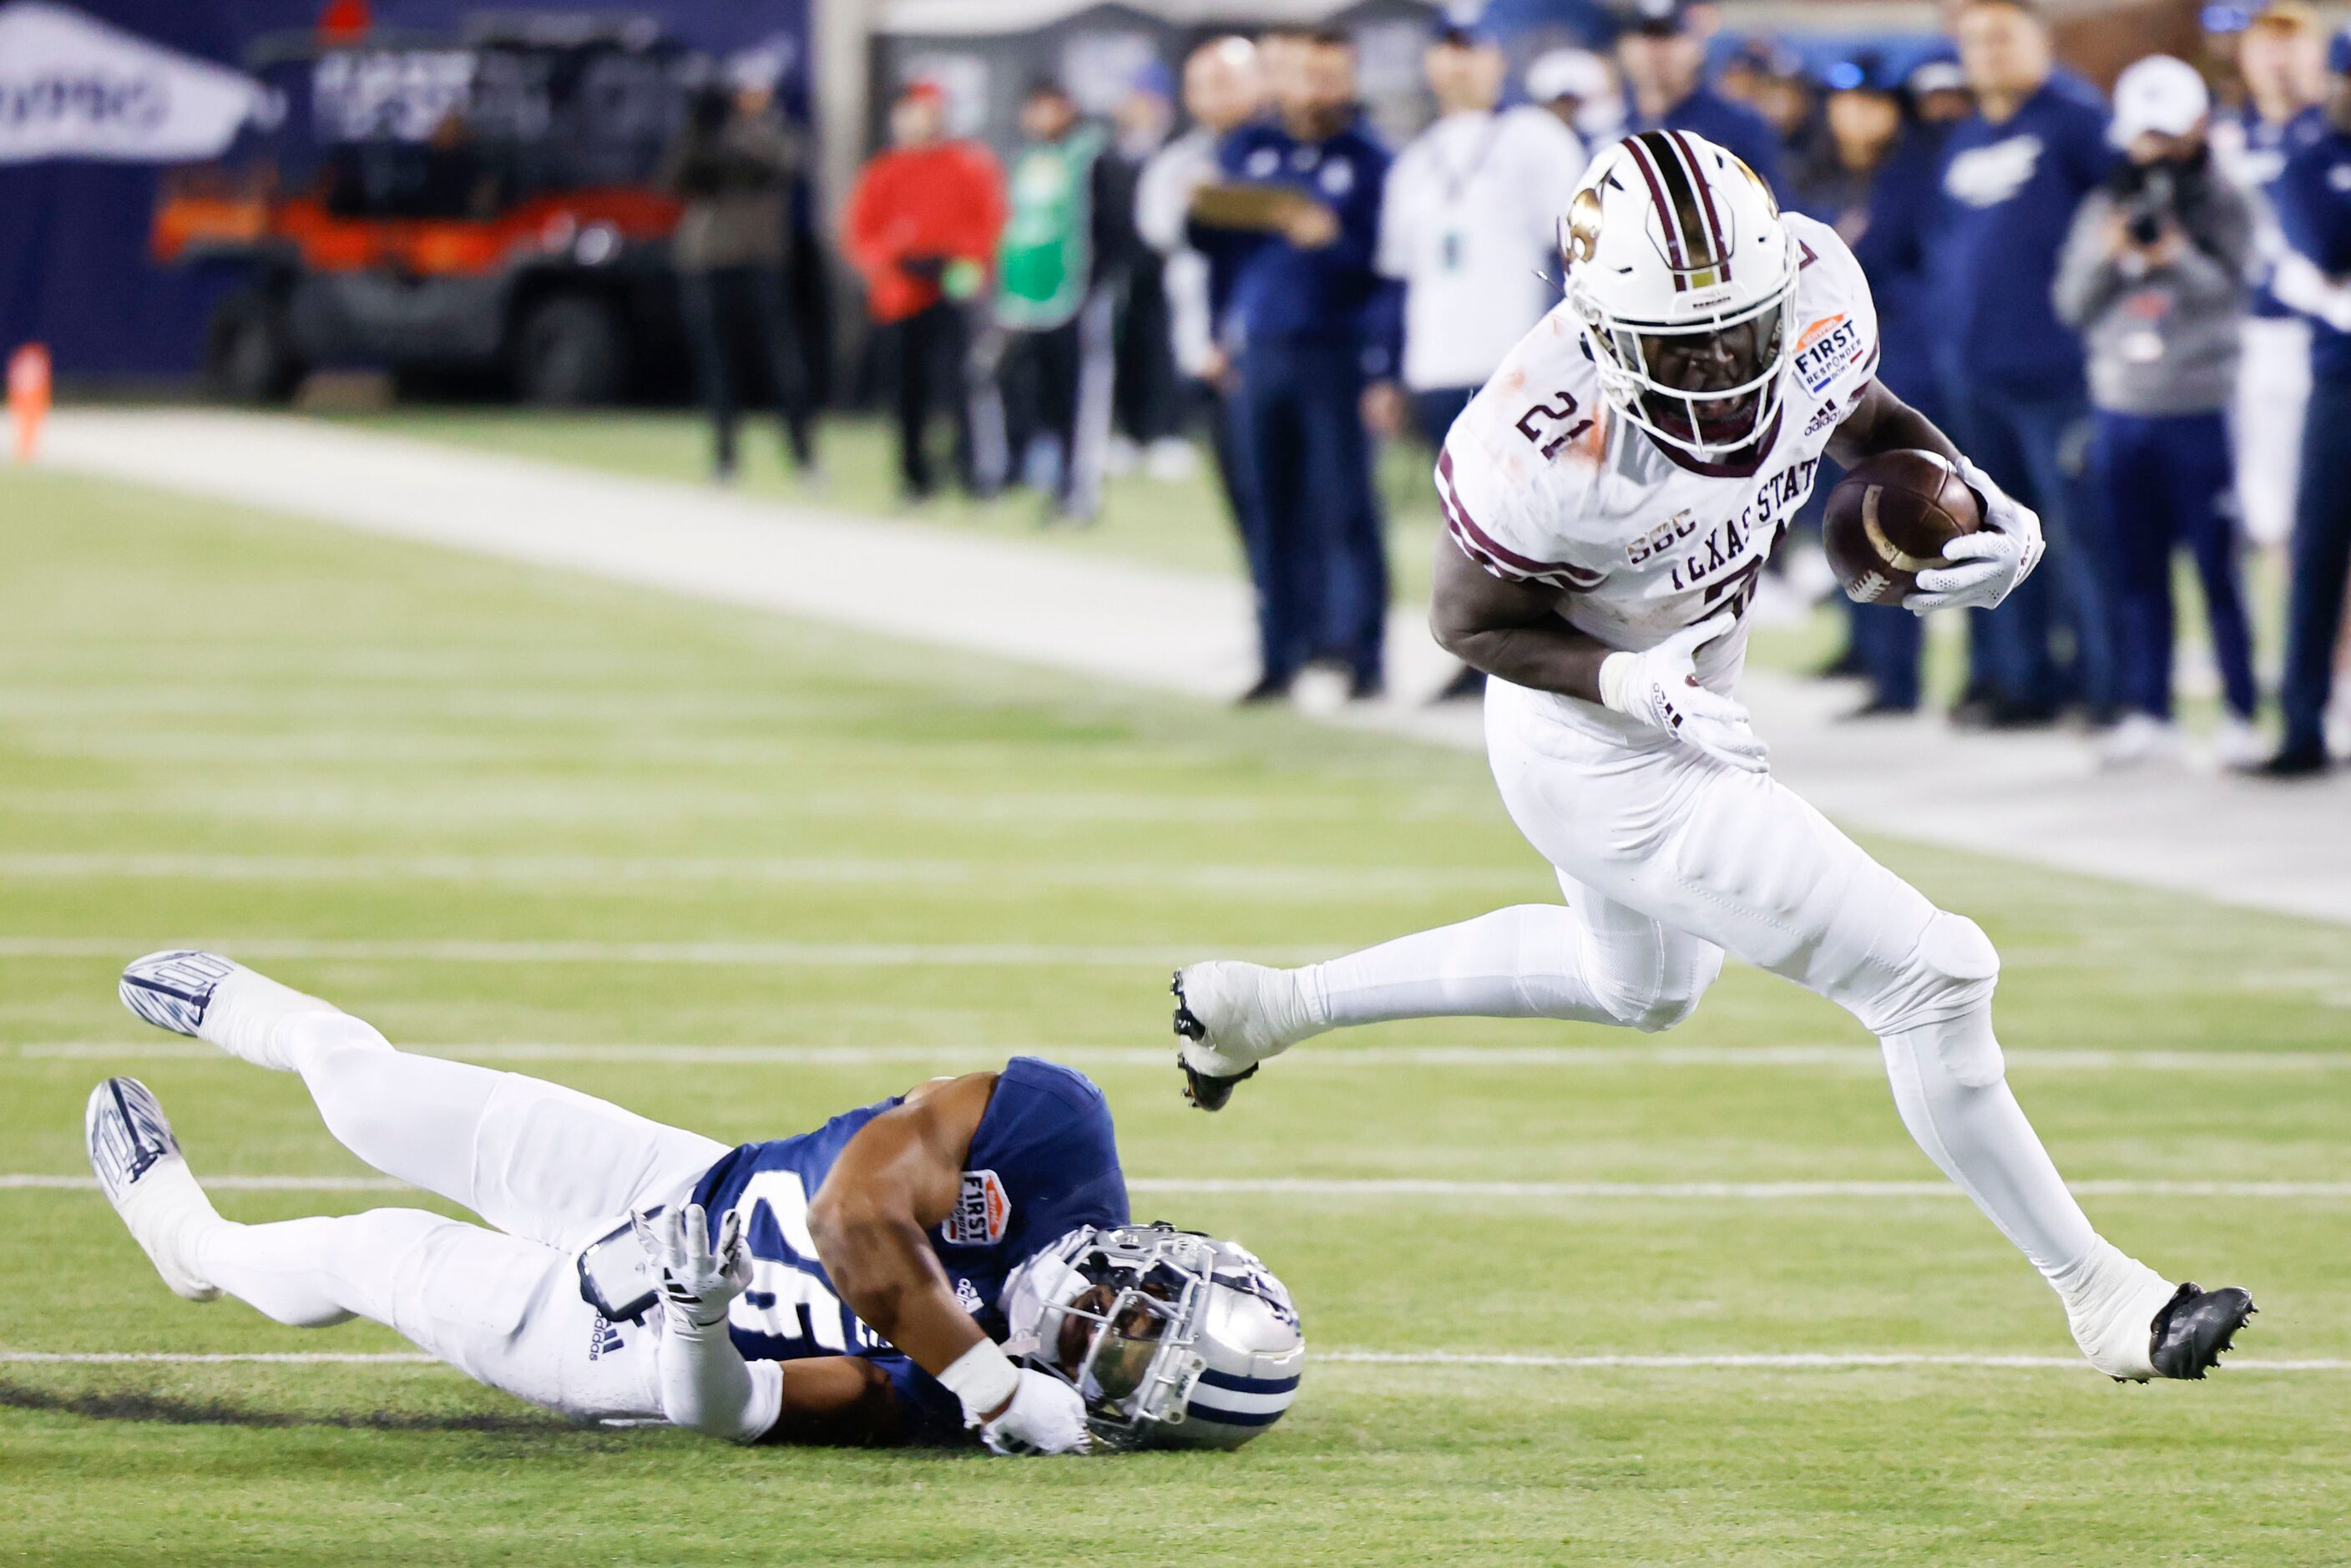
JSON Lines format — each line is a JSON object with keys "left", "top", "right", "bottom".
{"left": 1820, "top": 449, "right": 1983, "bottom": 606}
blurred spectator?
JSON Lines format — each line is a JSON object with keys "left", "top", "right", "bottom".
{"left": 1136, "top": 38, "right": 1266, "bottom": 529}
{"left": 1525, "top": 48, "right": 1625, "bottom": 144}
{"left": 1734, "top": 38, "right": 1832, "bottom": 202}
{"left": 1190, "top": 29, "right": 1396, "bottom": 701}
{"left": 998, "top": 83, "right": 1130, "bottom": 524}
{"left": 1615, "top": 0, "right": 1787, "bottom": 194}
{"left": 1379, "top": 24, "right": 1585, "bottom": 450}
{"left": 1823, "top": 55, "right": 1948, "bottom": 716}
{"left": 1933, "top": 0, "right": 2115, "bottom": 727}
{"left": 2253, "top": 28, "right": 2351, "bottom": 774}
{"left": 1380, "top": 22, "right": 1585, "bottom": 704}
{"left": 2054, "top": 56, "right": 2259, "bottom": 768}
{"left": 2212, "top": 1, "right": 2328, "bottom": 551}
{"left": 1908, "top": 58, "right": 1975, "bottom": 126}
{"left": 1107, "top": 64, "right": 1188, "bottom": 479}
{"left": 843, "top": 82, "right": 1006, "bottom": 503}
{"left": 663, "top": 77, "right": 816, "bottom": 483}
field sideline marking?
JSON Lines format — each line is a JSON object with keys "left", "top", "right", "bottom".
{"left": 3, "top": 1349, "right": 2344, "bottom": 1373}
{"left": 22, "top": 1040, "right": 2351, "bottom": 1073}
{"left": 8, "top": 1175, "right": 2348, "bottom": 1199}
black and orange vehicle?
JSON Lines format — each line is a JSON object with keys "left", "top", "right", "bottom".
{"left": 156, "top": 18, "right": 695, "bottom": 404}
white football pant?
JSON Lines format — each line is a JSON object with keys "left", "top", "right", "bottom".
{"left": 1291, "top": 680, "right": 2138, "bottom": 1306}
{"left": 190, "top": 1012, "right": 725, "bottom": 1421}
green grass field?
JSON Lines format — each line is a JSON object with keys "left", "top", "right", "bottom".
{"left": 3, "top": 460, "right": 2348, "bottom": 1564}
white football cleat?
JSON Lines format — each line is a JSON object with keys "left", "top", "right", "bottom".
{"left": 1170, "top": 962, "right": 1322, "bottom": 1110}
{"left": 119, "top": 950, "right": 336, "bottom": 1072}
{"left": 85, "top": 1077, "right": 222, "bottom": 1302}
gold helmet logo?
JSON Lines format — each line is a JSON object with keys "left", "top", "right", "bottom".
{"left": 1564, "top": 187, "right": 1605, "bottom": 266}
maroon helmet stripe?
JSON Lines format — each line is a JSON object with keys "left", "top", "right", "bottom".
{"left": 1664, "top": 129, "right": 1732, "bottom": 283}
{"left": 1619, "top": 134, "right": 1689, "bottom": 292}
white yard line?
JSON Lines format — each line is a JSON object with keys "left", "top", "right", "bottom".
{"left": 9, "top": 1174, "right": 2346, "bottom": 1198}
{"left": 0, "top": 852, "right": 1537, "bottom": 898}
{"left": 23, "top": 1040, "right": 2351, "bottom": 1072}
{"left": 36, "top": 410, "right": 2351, "bottom": 926}
{"left": 3, "top": 1348, "right": 2340, "bottom": 1373}
{"left": 0, "top": 936, "right": 1334, "bottom": 967}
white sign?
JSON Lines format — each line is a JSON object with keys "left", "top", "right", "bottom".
{"left": 0, "top": 1, "right": 281, "bottom": 164}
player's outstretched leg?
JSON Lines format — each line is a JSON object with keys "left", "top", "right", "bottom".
{"left": 86, "top": 1077, "right": 223, "bottom": 1302}
{"left": 1175, "top": 897, "right": 1720, "bottom": 1109}
{"left": 117, "top": 950, "right": 726, "bottom": 1247}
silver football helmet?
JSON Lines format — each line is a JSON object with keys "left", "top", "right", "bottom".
{"left": 1000, "top": 1222, "right": 1303, "bottom": 1449}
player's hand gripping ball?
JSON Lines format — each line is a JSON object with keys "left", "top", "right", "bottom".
{"left": 1822, "top": 449, "right": 1984, "bottom": 609}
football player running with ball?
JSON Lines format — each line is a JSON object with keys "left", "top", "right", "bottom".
{"left": 94, "top": 951, "right": 1303, "bottom": 1451}
{"left": 1173, "top": 130, "right": 2253, "bottom": 1383}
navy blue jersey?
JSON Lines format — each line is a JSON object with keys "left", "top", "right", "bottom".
{"left": 1930, "top": 82, "right": 2115, "bottom": 394}
{"left": 2236, "top": 105, "right": 2328, "bottom": 318}
{"left": 1198, "top": 116, "right": 1400, "bottom": 375}
{"left": 2276, "top": 124, "right": 2351, "bottom": 383}
{"left": 690, "top": 1056, "right": 1130, "bottom": 1441}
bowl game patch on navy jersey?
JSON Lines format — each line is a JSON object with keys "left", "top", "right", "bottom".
{"left": 941, "top": 1169, "right": 1009, "bottom": 1246}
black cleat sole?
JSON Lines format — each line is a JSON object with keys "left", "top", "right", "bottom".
{"left": 2145, "top": 1282, "right": 2257, "bottom": 1380}
{"left": 1172, "top": 971, "right": 1255, "bottom": 1112}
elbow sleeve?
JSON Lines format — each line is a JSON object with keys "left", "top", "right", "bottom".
{"left": 660, "top": 1322, "right": 785, "bottom": 1444}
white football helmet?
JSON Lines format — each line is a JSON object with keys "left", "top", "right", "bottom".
{"left": 1560, "top": 130, "right": 1799, "bottom": 461}
{"left": 1000, "top": 1222, "right": 1304, "bottom": 1449}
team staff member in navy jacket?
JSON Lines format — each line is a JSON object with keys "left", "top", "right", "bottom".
{"left": 1933, "top": 0, "right": 2116, "bottom": 727}
{"left": 1829, "top": 57, "right": 1954, "bottom": 718}
{"left": 1191, "top": 28, "right": 1399, "bottom": 702}
{"left": 2256, "top": 29, "right": 2351, "bottom": 775}
{"left": 1615, "top": 0, "right": 1787, "bottom": 198}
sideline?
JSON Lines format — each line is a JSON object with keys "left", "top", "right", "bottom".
{"left": 37, "top": 410, "right": 2351, "bottom": 925}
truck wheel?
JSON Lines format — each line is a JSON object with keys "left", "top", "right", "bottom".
{"left": 205, "top": 290, "right": 303, "bottom": 404}
{"left": 512, "top": 294, "right": 625, "bottom": 406}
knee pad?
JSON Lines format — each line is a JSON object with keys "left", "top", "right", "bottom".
{"left": 1888, "top": 913, "right": 2004, "bottom": 1087}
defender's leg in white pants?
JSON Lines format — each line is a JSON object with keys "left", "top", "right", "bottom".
{"left": 193, "top": 1206, "right": 663, "bottom": 1421}
{"left": 278, "top": 1011, "right": 727, "bottom": 1248}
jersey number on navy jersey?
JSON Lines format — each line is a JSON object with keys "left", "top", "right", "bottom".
{"left": 723, "top": 1170, "right": 879, "bottom": 1355}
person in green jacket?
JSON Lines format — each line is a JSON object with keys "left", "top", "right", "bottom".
{"left": 997, "top": 82, "right": 1134, "bottom": 524}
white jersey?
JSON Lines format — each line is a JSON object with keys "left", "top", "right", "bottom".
{"left": 1378, "top": 106, "right": 1586, "bottom": 392}
{"left": 1437, "top": 211, "right": 1880, "bottom": 741}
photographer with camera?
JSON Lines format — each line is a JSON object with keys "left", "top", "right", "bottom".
{"left": 2054, "top": 54, "right": 2258, "bottom": 768}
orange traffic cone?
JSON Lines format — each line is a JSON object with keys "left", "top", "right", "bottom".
{"left": 8, "top": 344, "right": 50, "bottom": 463}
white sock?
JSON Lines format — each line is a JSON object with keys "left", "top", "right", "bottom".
{"left": 1298, "top": 906, "right": 1618, "bottom": 1029}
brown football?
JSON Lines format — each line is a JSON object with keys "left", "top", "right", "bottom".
{"left": 1821, "top": 449, "right": 1983, "bottom": 606}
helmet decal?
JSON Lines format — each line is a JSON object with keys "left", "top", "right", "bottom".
{"left": 1565, "top": 187, "right": 1605, "bottom": 266}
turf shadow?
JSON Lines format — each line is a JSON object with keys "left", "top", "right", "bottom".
{"left": 0, "top": 1378, "right": 570, "bottom": 1434}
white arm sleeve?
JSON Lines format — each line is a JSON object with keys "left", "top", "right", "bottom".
{"left": 659, "top": 1316, "right": 785, "bottom": 1444}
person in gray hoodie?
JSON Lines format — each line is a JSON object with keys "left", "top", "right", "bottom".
{"left": 2055, "top": 54, "right": 2260, "bottom": 766}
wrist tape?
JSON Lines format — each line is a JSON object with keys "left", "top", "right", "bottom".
{"left": 937, "top": 1338, "right": 1022, "bottom": 1426}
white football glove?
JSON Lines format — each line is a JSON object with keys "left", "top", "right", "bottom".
{"left": 978, "top": 1367, "right": 1091, "bottom": 1456}
{"left": 1906, "top": 454, "right": 2045, "bottom": 615}
{"left": 638, "top": 1203, "right": 752, "bottom": 1333}
{"left": 1597, "top": 613, "right": 1767, "bottom": 772}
